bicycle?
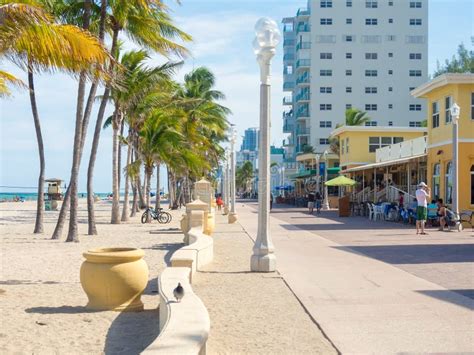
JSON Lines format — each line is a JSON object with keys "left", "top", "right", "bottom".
{"left": 141, "top": 207, "right": 172, "bottom": 224}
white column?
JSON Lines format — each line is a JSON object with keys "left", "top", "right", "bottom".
{"left": 228, "top": 128, "right": 238, "bottom": 223}
{"left": 223, "top": 151, "right": 230, "bottom": 215}
{"left": 251, "top": 18, "right": 280, "bottom": 272}
{"left": 322, "top": 150, "right": 330, "bottom": 210}
{"left": 452, "top": 117, "right": 459, "bottom": 215}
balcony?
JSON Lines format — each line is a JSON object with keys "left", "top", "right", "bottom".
{"left": 296, "top": 42, "right": 311, "bottom": 51}
{"left": 283, "top": 53, "right": 295, "bottom": 61}
{"left": 296, "top": 110, "right": 309, "bottom": 119}
{"left": 375, "top": 136, "right": 427, "bottom": 163}
{"left": 282, "top": 96, "right": 293, "bottom": 105}
{"left": 283, "top": 124, "right": 294, "bottom": 133}
{"left": 296, "top": 24, "right": 310, "bottom": 33}
{"left": 295, "top": 92, "right": 310, "bottom": 102}
{"left": 297, "top": 8, "right": 310, "bottom": 17}
{"left": 283, "top": 82, "right": 295, "bottom": 91}
{"left": 296, "top": 74, "right": 310, "bottom": 86}
{"left": 296, "top": 127, "right": 310, "bottom": 135}
{"left": 296, "top": 59, "right": 311, "bottom": 70}
{"left": 283, "top": 39, "right": 295, "bottom": 47}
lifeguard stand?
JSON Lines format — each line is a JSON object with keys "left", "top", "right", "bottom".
{"left": 44, "top": 178, "right": 64, "bottom": 210}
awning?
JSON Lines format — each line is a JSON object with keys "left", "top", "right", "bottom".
{"left": 289, "top": 169, "right": 316, "bottom": 179}
{"left": 343, "top": 154, "right": 427, "bottom": 173}
{"left": 327, "top": 167, "right": 340, "bottom": 174}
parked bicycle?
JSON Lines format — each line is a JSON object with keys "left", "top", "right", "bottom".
{"left": 141, "top": 207, "right": 172, "bottom": 224}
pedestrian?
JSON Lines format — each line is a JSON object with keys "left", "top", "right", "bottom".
{"left": 216, "top": 195, "right": 223, "bottom": 211}
{"left": 315, "top": 191, "right": 322, "bottom": 214}
{"left": 307, "top": 192, "right": 315, "bottom": 214}
{"left": 270, "top": 192, "right": 273, "bottom": 211}
{"left": 436, "top": 198, "right": 448, "bottom": 231}
{"left": 415, "top": 182, "right": 431, "bottom": 235}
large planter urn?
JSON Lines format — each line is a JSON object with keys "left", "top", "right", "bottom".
{"left": 80, "top": 248, "right": 149, "bottom": 311}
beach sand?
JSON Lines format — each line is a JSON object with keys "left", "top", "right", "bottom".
{"left": 0, "top": 199, "right": 183, "bottom": 354}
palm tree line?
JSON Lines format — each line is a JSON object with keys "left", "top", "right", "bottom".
{"left": 0, "top": 0, "right": 230, "bottom": 242}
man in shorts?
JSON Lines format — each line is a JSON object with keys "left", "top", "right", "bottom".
{"left": 307, "top": 193, "right": 315, "bottom": 214}
{"left": 415, "top": 182, "right": 431, "bottom": 235}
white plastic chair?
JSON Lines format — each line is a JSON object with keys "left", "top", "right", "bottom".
{"left": 373, "top": 204, "right": 384, "bottom": 221}
{"left": 368, "top": 203, "right": 374, "bottom": 220}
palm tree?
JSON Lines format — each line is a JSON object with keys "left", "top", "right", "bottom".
{"left": 0, "top": 0, "right": 108, "bottom": 235}
{"left": 236, "top": 161, "right": 254, "bottom": 193}
{"left": 85, "top": 0, "right": 191, "bottom": 234}
{"left": 329, "top": 108, "right": 370, "bottom": 156}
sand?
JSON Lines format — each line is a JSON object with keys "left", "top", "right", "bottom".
{"left": 0, "top": 199, "right": 184, "bottom": 355}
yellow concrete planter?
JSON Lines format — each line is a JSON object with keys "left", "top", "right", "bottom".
{"left": 80, "top": 248, "right": 149, "bottom": 311}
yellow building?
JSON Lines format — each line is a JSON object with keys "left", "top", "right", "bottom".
{"left": 330, "top": 126, "right": 426, "bottom": 170}
{"left": 412, "top": 73, "right": 474, "bottom": 211}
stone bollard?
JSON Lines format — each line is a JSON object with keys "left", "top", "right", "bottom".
{"left": 183, "top": 199, "right": 207, "bottom": 244}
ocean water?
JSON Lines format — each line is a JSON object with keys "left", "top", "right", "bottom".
{"left": 0, "top": 192, "right": 115, "bottom": 202}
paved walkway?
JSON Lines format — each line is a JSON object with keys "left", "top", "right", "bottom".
{"left": 236, "top": 202, "right": 474, "bottom": 354}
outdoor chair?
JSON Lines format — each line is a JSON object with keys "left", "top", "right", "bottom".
{"left": 427, "top": 205, "right": 438, "bottom": 226}
{"left": 372, "top": 204, "right": 385, "bottom": 221}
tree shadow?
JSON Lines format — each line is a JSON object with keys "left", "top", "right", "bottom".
{"left": 0, "top": 279, "right": 61, "bottom": 285}
{"left": 141, "top": 242, "right": 184, "bottom": 266}
{"left": 104, "top": 308, "right": 160, "bottom": 355}
{"left": 25, "top": 305, "right": 96, "bottom": 314}
{"left": 417, "top": 289, "right": 474, "bottom": 310}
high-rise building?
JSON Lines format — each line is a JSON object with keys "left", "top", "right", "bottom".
{"left": 240, "top": 127, "right": 259, "bottom": 151}
{"left": 283, "top": 0, "right": 428, "bottom": 156}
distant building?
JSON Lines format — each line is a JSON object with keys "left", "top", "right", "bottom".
{"left": 241, "top": 128, "right": 259, "bottom": 151}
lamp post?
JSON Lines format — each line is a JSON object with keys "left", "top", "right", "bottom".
{"left": 450, "top": 102, "right": 460, "bottom": 217}
{"left": 322, "top": 149, "right": 330, "bottom": 210}
{"left": 280, "top": 165, "right": 285, "bottom": 197}
{"left": 228, "top": 126, "right": 238, "bottom": 223}
{"left": 250, "top": 17, "right": 281, "bottom": 272}
{"left": 223, "top": 148, "right": 230, "bottom": 215}
{"left": 315, "top": 154, "right": 321, "bottom": 194}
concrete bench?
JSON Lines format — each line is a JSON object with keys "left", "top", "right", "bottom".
{"left": 170, "top": 227, "right": 213, "bottom": 283}
{"left": 143, "top": 267, "right": 210, "bottom": 355}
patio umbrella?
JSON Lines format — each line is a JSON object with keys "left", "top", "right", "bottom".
{"left": 325, "top": 175, "right": 356, "bottom": 186}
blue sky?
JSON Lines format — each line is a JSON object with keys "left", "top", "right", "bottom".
{"left": 0, "top": 0, "right": 472, "bottom": 193}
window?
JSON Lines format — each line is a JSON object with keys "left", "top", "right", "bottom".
{"left": 315, "top": 35, "right": 336, "bottom": 43}
{"left": 389, "top": 1, "right": 393, "bottom": 5}
{"left": 389, "top": 87, "right": 393, "bottom": 92}
{"left": 346, "top": 18, "right": 352, "bottom": 24}
{"left": 387, "top": 35, "right": 396, "bottom": 41}
{"left": 345, "top": 70, "right": 352, "bottom": 76}
{"left": 381, "top": 137, "right": 392, "bottom": 146}
{"left": 345, "top": 137, "right": 349, "bottom": 153}
{"left": 388, "top": 104, "right": 393, "bottom": 109}
{"left": 346, "top": 104, "right": 352, "bottom": 109}
{"left": 445, "top": 162, "right": 452, "bottom": 204}
{"left": 471, "top": 93, "right": 474, "bottom": 120}
{"left": 346, "top": 52, "right": 352, "bottom": 59}
{"left": 341, "top": 139, "right": 345, "bottom": 154}
{"left": 388, "top": 18, "right": 393, "bottom": 23}
{"left": 432, "top": 101, "right": 440, "bottom": 128}
{"left": 362, "top": 35, "right": 381, "bottom": 43}
{"left": 320, "top": 52, "right": 333, "bottom": 59}
{"left": 284, "top": 65, "right": 293, "bottom": 75}
{"left": 409, "top": 121, "right": 422, "bottom": 127}
{"left": 321, "top": 18, "right": 333, "bottom": 25}
{"left": 346, "top": 87, "right": 352, "bottom": 93}
{"left": 319, "top": 138, "right": 330, "bottom": 145}
{"left": 409, "top": 87, "right": 416, "bottom": 91}
{"left": 406, "top": 35, "right": 425, "bottom": 44}
{"left": 346, "top": 1, "right": 352, "bottom": 7}
{"left": 433, "top": 163, "right": 441, "bottom": 199}
{"left": 409, "top": 18, "right": 422, "bottom": 25}
{"left": 388, "top": 52, "right": 393, "bottom": 57}
{"left": 320, "top": 87, "right": 332, "bottom": 93}
{"left": 366, "top": 1, "right": 377, "bottom": 8}
{"left": 320, "top": 104, "right": 332, "bottom": 110}
{"left": 393, "top": 137, "right": 403, "bottom": 144}
{"left": 321, "top": 0, "right": 333, "bottom": 7}
{"left": 471, "top": 165, "right": 474, "bottom": 205}
{"left": 365, "top": 104, "right": 377, "bottom": 111}
{"left": 410, "top": 1, "right": 422, "bottom": 8}
{"left": 369, "top": 137, "right": 380, "bottom": 152}
{"left": 445, "top": 96, "right": 452, "bottom": 123}
{"left": 320, "top": 70, "right": 332, "bottom": 76}
{"left": 388, "top": 121, "right": 393, "bottom": 126}
{"left": 320, "top": 121, "right": 332, "bottom": 128}
{"left": 410, "top": 104, "right": 422, "bottom": 111}
{"left": 365, "top": 53, "right": 377, "bottom": 59}
{"left": 409, "top": 70, "right": 422, "bottom": 77}
{"left": 388, "top": 70, "right": 393, "bottom": 75}
{"left": 343, "top": 35, "right": 354, "bottom": 42}
{"left": 409, "top": 53, "right": 422, "bottom": 60}
{"left": 365, "top": 70, "right": 378, "bottom": 77}
{"left": 365, "top": 18, "right": 378, "bottom": 25}
{"left": 365, "top": 87, "right": 377, "bottom": 94}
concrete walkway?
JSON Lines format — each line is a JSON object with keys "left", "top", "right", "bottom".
{"left": 236, "top": 202, "right": 474, "bottom": 354}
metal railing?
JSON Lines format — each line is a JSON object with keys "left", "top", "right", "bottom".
{"left": 296, "top": 42, "right": 311, "bottom": 51}
{"left": 376, "top": 136, "right": 427, "bottom": 163}
{"left": 296, "top": 59, "right": 311, "bottom": 68}
{"left": 297, "top": 8, "right": 310, "bottom": 17}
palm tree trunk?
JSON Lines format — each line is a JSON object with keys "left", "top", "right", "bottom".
{"left": 118, "top": 119, "right": 124, "bottom": 189}
{"left": 111, "top": 110, "right": 121, "bottom": 224}
{"left": 121, "top": 139, "right": 132, "bottom": 221}
{"left": 51, "top": 185, "right": 71, "bottom": 239}
{"left": 130, "top": 180, "right": 138, "bottom": 217}
{"left": 139, "top": 172, "right": 147, "bottom": 209}
{"left": 27, "top": 61, "right": 45, "bottom": 234}
{"left": 87, "top": 26, "right": 119, "bottom": 235}
{"left": 145, "top": 166, "right": 152, "bottom": 222}
{"left": 155, "top": 163, "right": 161, "bottom": 211}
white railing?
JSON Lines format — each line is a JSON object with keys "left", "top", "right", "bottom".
{"left": 376, "top": 136, "right": 427, "bottom": 163}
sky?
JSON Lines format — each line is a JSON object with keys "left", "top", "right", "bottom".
{"left": 0, "top": 0, "right": 473, "bottom": 193}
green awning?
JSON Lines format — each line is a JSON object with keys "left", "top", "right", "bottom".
{"left": 289, "top": 169, "right": 316, "bottom": 179}
{"left": 327, "top": 167, "right": 340, "bottom": 174}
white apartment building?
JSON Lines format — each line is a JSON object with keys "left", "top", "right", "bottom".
{"left": 282, "top": 0, "right": 428, "bottom": 156}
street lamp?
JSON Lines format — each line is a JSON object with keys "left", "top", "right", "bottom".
{"left": 322, "top": 149, "right": 330, "bottom": 210}
{"left": 223, "top": 148, "right": 230, "bottom": 215}
{"left": 250, "top": 17, "right": 281, "bottom": 272}
{"left": 450, "top": 102, "right": 460, "bottom": 217}
{"left": 228, "top": 125, "right": 238, "bottom": 223}
{"left": 315, "top": 154, "right": 321, "bottom": 194}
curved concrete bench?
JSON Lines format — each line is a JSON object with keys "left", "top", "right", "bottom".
{"left": 170, "top": 227, "right": 213, "bottom": 283}
{"left": 143, "top": 267, "right": 210, "bottom": 355}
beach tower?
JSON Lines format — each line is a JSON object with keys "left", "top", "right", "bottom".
{"left": 44, "top": 178, "right": 64, "bottom": 210}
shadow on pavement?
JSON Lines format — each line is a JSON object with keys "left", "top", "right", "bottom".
{"left": 417, "top": 289, "right": 474, "bottom": 310}
{"left": 333, "top": 244, "right": 474, "bottom": 264}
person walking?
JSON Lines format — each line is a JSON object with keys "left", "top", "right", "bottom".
{"left": 216, "top": 195, "right": 223, "bottom": 211}
{"left": 307, "top": 192, "right": 315, "bottom": 214}
{"left": 415, "top": 182, "right": 431, "bottom": 235}
{"left": 315, "top": 191, "right": 323, "bottom": 214}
